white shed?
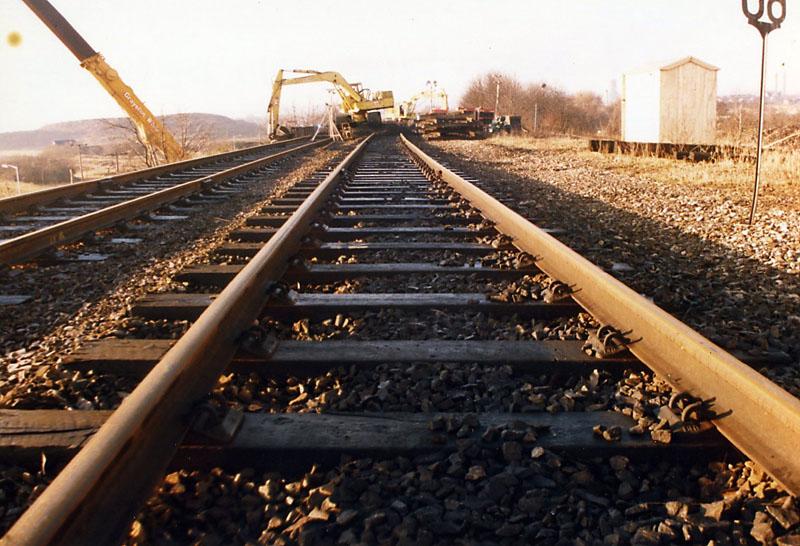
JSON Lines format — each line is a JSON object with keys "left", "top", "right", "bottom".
{"left": 621, "top": 56, "right": 718, "bottom": 144}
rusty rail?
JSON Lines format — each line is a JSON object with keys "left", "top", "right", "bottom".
{"left": 0, "top": 136, "right": 309, "bottom": 216}
{"left": 1, "top": 135, "right": 372, "bottom": 546}
{"left": 0, "top": 138, "right": 326, "bottom": 265}
{"left": 401, "top": 133, "right": 800, "bottom": 496}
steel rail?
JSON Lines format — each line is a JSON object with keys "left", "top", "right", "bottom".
{"left": 0, "top": 136, "right": 309, "bottom": 216}
{"left": 1, "top": 135, "right": 372, "bottom": 546}
{"left": 401, "top": 133, "right": 800, "bottom": 496}
{"left": 0, "top": 138, "right": 328, "bottom": 265}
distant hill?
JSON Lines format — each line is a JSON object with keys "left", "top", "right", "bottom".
{"left": 0, "top": 113, "right": 263, "bottom": 152}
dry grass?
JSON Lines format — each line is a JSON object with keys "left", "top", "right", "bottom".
{"left": 0, "top": 153, "right": 150, "bottom": 199}
{"left": 0, "top": 139, "right": 249, "bottom": 198}
{"left": 0, "top": 180, "right": 52, "bottom": 198}
{"left": 490, "top": 135, "right": 583, "bottom": 153}
{"left": 487, "top": 135, "right": 800, "bottom": 189}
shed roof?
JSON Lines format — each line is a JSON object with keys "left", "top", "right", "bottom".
{"left": 625, "top": 56, "right": 719, "bottom": 75}
{"left": 661, "top": 56, "right": 719, "bottom": 71}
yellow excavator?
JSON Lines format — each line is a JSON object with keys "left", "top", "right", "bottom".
{"left": 268, "top": 69, "right": 394, "bottom": 139}
{"left": 21, "top": 0, "right": 182, "bottom": 164}
{"left": 398, "top": 83, "right": 449, "bottom": 120}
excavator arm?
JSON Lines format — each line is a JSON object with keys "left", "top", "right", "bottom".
{"left": 21, "top": 0, "right": 182, "bottom": 164}
{"left": 267, "top": 68, "right": 394, "bottom": 139}
{"left": 279, "top": 70, "right": 366, "bottom": 112}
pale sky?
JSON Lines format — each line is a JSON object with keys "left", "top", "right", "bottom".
{"left": 1, "top": 0, "right": 798, "bottom": 132}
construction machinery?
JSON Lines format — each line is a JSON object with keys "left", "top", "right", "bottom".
{"left": 21, "top": 0, "right": 183, "bottom": 164}
{"left": 397, "top": 82, "right": 449, "bottom": 120}
{"left": 394, "top": 83, "right": 484, "bottom": 140}
{"left": 411, "top": 111, "right": 486, "bottom": 140}
{"left": 268, "top": 69, "right": 394, "bottom": 139}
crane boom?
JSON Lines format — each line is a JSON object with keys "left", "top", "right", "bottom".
{"left": 267, "top": 68, "right": 393, "bottom": 139}
{"left": 21, "top": 0, "right": 183, "bottom": 164}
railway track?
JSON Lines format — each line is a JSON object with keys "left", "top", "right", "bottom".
{"left": 1, "top": 133, "right": 799, "bottom": 545}
{"left": 0, "top": 136, "right": 326, "bottom": 265}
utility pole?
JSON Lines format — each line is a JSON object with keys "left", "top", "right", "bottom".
{"left": 78, "top": 144, "right": 84, "bottom": 180}
{"left": 741, "top": 0, "right": 786, "bottom": 225}
{"left": 533, "top": 83, "right": 546, "bottom": 135}
{"left": 425, "top": 80, "right": 438, "bottom": 114}
{"left": 494, "top": 78, "right": 501, "bottom": 118}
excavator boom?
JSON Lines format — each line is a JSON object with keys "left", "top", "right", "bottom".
{"left": 21, "top": 0, "right": 182, "bottom": 164}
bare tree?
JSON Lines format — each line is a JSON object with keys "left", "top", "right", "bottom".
{"left": 102, "top": 114, "right": 211, "bottom": 167}
{"left": 101, "top": 117, "right": 158, "bottom": 167}
{"left": 461, "top": 72, "right": 616, "bottom": 136}
{"left": 170, "top": 113, "right": 211, "bottom": 157}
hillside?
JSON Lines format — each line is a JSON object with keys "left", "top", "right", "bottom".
{"left": 0, "top": 113, "right": 262, "bottom": 152}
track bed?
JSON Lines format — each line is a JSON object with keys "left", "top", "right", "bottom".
{"left": 2, "top": 135, "right": 799, "bottom": 546}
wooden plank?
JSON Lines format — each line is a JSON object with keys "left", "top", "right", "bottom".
{"left": 245, "top": 215, "right": 289, "bottom": 227}
{"left": 349, "top": 179, "right": 427, "bottom": 182}
{"left": 321, "top": 226, "right": 495, "bottom": 237}
{"left": 63, "top": 338, "right": 638, "bottom": 377}
{"left": 326, "top": 214, "right": 475, "bottom": 226}
{"left": 211, "top": 412, "right": 723, "bottom": 463}
{"left": 336, "top": 204, "right": 454, "bottom": 211}
{"left": 229, "top": 226, "right": 493, "bottom": 243}
{"left": 336, "top": 198, "right": 451, "bottom": 205}
{"left": 270, "top": 198, "right": 307, "bottom": 205}
{"left": 311, "top": 241, "right": 510, "bottom": 253}
{"left": 0, "top": 410, "right": 112, "bottom": 463}
{"left": 268, "top": 292, "right": 580, "bottom": 318}
{"left": 175, "top": 264, "right": 243, "bottom": 285}
{"left": 261, "top": 205, "right": 298, "bottom": 213}
{"left": 64, "top": 339, "right": 175, "bottom": 372}
{"left": 338, "top": 191, "right": 433, "bottom": 197}
{"left": 228, "top": 228, "right": 278, "bottom": 242}
{"left": 338, "top": 185, "right": 427, "bottom": 190}
{"left": 216, "top": 241, "right": 503, "bottom": 257}
{"left": 176, "top": 263, "right": 540, "bottom": 286}
{"left": 131, "top": 293, "right": 214, "bottom": 319}
{"left": 0, "top": 410, "right": 724, "bottom": 466}
{"left": 288, "top": 262, "right": 533, "bottom": 280}
{"left": 131, "top": 292, "right": 581, "bottom": 321}
{"left": 266, "top": 339, "right": 623, "bottom": 365}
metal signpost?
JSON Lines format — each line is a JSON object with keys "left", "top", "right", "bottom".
{"left": 741, "top": 0, "right": 786, "bottom": 224}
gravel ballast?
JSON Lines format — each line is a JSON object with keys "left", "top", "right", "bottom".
{"left": 423, "top": 138, "right": 800, "bottom": 394}
{"left": 3, "top": 136, "right": 799, "bottom": 545}
{"left": 0, "top": 146, "right": 348, "bottom": 410}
